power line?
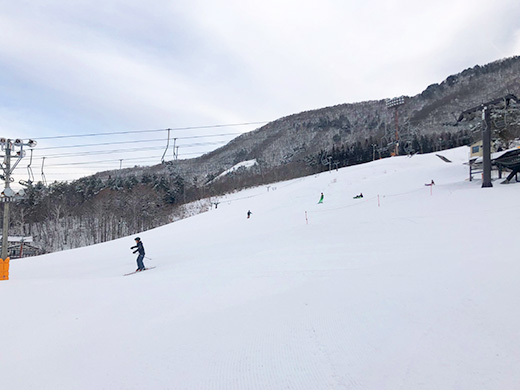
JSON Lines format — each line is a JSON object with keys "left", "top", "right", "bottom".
{"left": 15, "top": 121, "right": 269, "bottom": 183}
{"left": 10, "top": 148, "right": 223, "bottom": 184}
{"left": 35, "top": 149, "right": 210, "bottom": 167}
{"left": 34, "top": 141, "right": 227, "bottom": 160}
{"left": 47, "top": 155, "right": 166, "bottom": 167}
{"left": 31, "top": 122, "right": 267, "bottom": 140}
{"left": 35, "top": 132, "right": 244, "bottom": 151}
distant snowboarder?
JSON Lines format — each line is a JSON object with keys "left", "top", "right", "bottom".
{"left": 131, "top": 237, "right": 146, "bottom": 272}
{"left": 247, "top": 210, "right": 252, "bottom": 219}
{"left": 318, "top": 192, "right": 324, "bottom": 204}
{"left": 353, "top": 193, "right": 363, "bottom": 199}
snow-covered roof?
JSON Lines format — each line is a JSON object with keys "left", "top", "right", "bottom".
{"left": 471, "top": 146, "right": 520, "bottom": 164}
{"left": 0, "top": 236, "right": 33, "bottom": 243}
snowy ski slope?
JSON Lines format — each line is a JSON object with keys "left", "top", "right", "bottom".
{"left": 2, "top": 146, "right": 520, "bottom": 389}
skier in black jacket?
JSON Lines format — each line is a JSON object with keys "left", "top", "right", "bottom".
{"left": 131, "top": 237, "right": 146, "bottom": 271}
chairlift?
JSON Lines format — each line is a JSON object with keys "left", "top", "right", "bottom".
{"left": 41, "top": 157, "right": 47, "bottom": 186}
{"left": 26, "top": 148, "right": 34, "bottom": 184}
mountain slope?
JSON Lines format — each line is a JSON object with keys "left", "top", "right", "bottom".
{"left": 142, "top": 56, "right": 520, "bottom": 181}
{"left": 3, "top": 147, "right": 520, "bottom": 389}
{"left": 17, "top": 56, "right": 520, "bottom": 255}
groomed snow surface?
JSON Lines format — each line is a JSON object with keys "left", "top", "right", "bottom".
{"left": 2, "top": 147, "right": 519, "bottom": 389}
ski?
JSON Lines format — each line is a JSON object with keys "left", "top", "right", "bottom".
{"left": 124, "top": 266, "right": 156, "bottom": 276}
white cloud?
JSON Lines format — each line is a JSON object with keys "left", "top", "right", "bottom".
{"left": 508, "top": 29, "right": 520, "bottom": 57}
{"left": 0, "top": 12, "right": 248, "bottom": 127}
{"left": 179, "top": 0, "right": 519, "bottom": 108}
{"left": 0, "top": 0, "right": 519, "bottom": 181}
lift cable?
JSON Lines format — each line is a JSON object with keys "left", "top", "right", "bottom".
{"left": 35, "top": 132, "right": 243, "bottom": 151}
{"left": 31, "top": 122, "right": 267, "bottom": 140}
{"left": 28, "top": 141, "right": 227, "bottom": 160}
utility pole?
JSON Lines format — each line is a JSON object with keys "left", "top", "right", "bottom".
{"left": 1, "top": 138, "right": 37, "bottom": 280}
{"left": 2, "top": 142, "right": 12, "bottom": 261}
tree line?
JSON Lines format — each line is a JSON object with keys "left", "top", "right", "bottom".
{"left": 3, "top": 129, "right": 473, "bottom": 254}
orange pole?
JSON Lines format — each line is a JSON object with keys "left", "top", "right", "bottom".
{"left": 1, "top": 257, "right": 10, "bottom": 280}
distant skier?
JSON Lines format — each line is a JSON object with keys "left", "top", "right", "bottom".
{"left": 131, "top": 237, "right": 146, "bottom": 272}
{"left": 425, "top": 180, "right": 435, "bottom": 186}
{"left": 247, "top": 210, "right": 252, "bottom": 219}
{"left": 318, "top": 192, "right": 324, "bottom": 204}
{"left": 353, "top": 193, "right": 363, "bottom": 199}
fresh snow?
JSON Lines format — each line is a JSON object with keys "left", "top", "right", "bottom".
{"left": 216, "top": 159, "right": 257, "bottom": 178}
{"left": 2, "top": 146, "right": 520, "bottom": 389}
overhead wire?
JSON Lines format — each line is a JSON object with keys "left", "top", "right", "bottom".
{"left": 18, "top": 120, "right": 270, "bottom": 184}
{"left": 30, "top": 121, "right": 267, "bottom": 140}
{"left": 48, "top": 156, "right": 166, "bottom": 167}
{"left": 34, "top": 141, "right": 227, "bottom": 159}
{"left": 17, "top": 147, "right": 222, "bottom": 169}
{"left": 14, "top": 151, "right": 213, "bottom": 172}
{"left": 36, "top": 132, "right": 244, "bottom": 151}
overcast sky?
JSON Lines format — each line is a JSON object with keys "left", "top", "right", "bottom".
{"left": 0, "top": 0, "right": 519, "bottom": 183}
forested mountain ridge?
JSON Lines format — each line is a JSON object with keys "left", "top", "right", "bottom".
{"left": 148, "top": 55, "right": 520, "bottom": 178}
{"left": 11, "top": 55, "right": 520, "bottom": 254}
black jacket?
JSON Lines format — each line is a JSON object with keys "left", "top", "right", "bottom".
{"left": 131, "top": 241, "right": 145, "bottom": 256}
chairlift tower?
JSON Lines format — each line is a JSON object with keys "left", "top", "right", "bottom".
{"left": 386, "top": 96, "right": 405, "bottom": 156}
{"left": 0, "top": 138, "right": 37, "bottom": 276}
{"left": 481, "top": 107, "right": 493, "bottom": 188}
{"left": 321, "top": 153, "right": 332, "bottom": 172}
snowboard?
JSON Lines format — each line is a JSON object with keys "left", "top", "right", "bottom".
{"left": 124, "top": 266, "right": 156, "bottom": 276}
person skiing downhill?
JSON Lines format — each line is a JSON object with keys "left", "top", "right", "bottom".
{"left": 318, "top": 192, "right": 324, "bottom": 204}
{"left": 131, "top": 237, "right": 146, "bottom": 272}
{"left": 247, "top": 210, "right": 252, "bottom": 219}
